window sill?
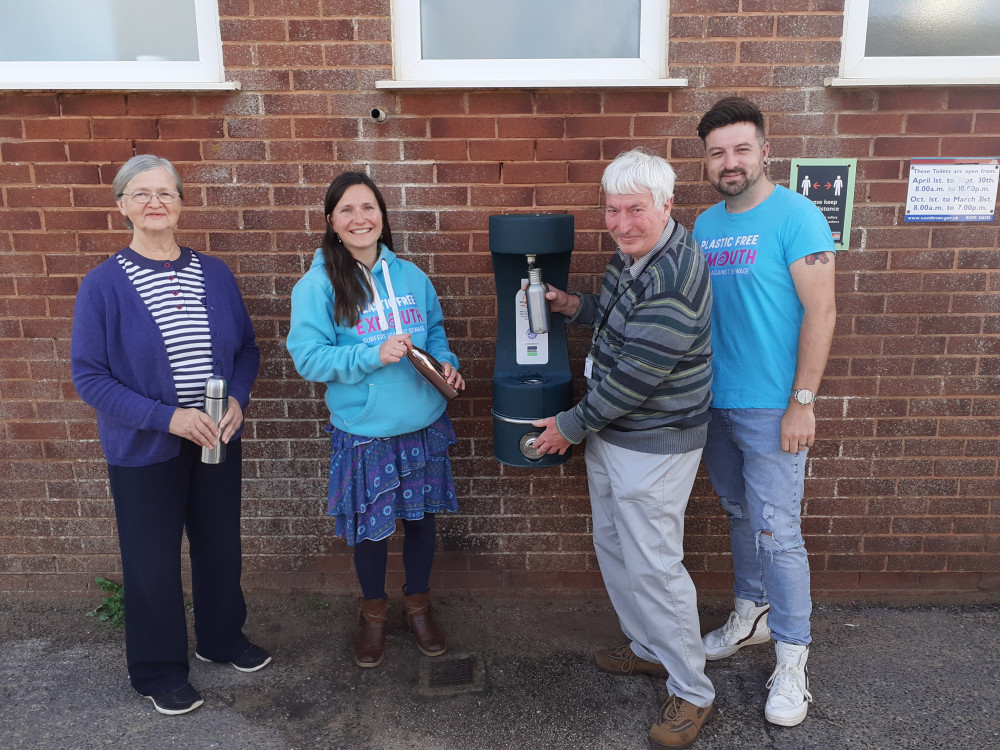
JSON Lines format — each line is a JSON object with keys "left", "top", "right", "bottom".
{"left": 826, "top": 76, "right": 1000, "bottom": 87}
{"left": 375, "top": 78, "right": 688, "bottom": 90}
{"left": 0, "top": 81, "right": 241, "bottom": 92}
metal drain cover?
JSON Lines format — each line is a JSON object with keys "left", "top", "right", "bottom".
{"left": 417, "top": 652, "right": 486, "bottom": 696}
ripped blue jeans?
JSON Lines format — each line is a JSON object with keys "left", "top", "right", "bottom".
{"left": 703, "top": 408, "right": 812, "bottom": 646}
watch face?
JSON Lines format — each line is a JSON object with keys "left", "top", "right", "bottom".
{"left": 795, "top": 390, "right": 815, "bottom": 405}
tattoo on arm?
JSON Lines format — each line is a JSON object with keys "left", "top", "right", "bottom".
{"left": 804, "top": 252, "right": 830, "bottom": 265}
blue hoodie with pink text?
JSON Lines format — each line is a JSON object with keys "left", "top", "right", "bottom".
{"left": 287, "top": 245, "right": 459, "bottom": 438}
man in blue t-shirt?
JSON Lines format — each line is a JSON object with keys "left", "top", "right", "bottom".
{"left": 693, "top": 98, "right": 837, "bottom": 728}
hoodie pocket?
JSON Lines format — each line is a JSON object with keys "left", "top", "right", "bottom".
{"left": 343, "top": 383, "right": 378, "bottom": 427}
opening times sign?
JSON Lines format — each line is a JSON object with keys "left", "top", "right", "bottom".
{"left": 905, "top": 158, "right": 999, "bottom": 223}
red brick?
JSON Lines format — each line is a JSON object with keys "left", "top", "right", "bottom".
{"left": 429, "top": 117, "right": 495, "bottom": 139}
{"left": 60, "top": 94, "right": 127, "bottom": 116}
{"left": 128, "top": 94, "right": 196, "bottom": 116}
{"left": 160, "top": 118, "right": 226, "bottom": 139}
{"left": 0, "top": 95, "right": 59, "bottom": 116}
{"left": 22, "top": 118, "right": 91, "bottom": 140}
{"left": 566, "top": 116, "right": 631, "bottom": 139}
{"left": 501, "top": 163, "right": 567, "bottom": 185}
{"left": 252, "top": 0, "right": 320, "bottom": 16}
{"left": 221, "top": 18, "right": 288, "bottom": 42}
{"left": 398, "top": 140, "right": 466, "bottom": 162}
{"left": 2, "top": 141, "right": 68, "bottom": 162}
{"left": 497, "top": 117, "right": 564, "bottom": 139}
{"left": 0, "top": 211, "right": 42, "bottom": 231}
{"left": 535, "top": 140, "right": 601, "bottom": 161}
{"left": 468, "top": 140, "right": 532, "bottom": 162}
{"left": 91, "top": 118, "right": 159, "bottom": 139}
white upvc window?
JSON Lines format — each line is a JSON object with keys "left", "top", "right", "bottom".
{"left": 830, "top": 0, "right": 1000, "bottom": 86}
{"left": 377, "top": 0, "right": 684, "bottom": 89}
{"left": 0, "top": 0, "right": 236, "bottom": 91}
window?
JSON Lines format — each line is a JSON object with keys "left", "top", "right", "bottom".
{"left": 0, "top": 0, "right": 236, "bottom": 91}
{"left": 832, "top": 0, "right": 1000, "bottom": 86}
{"left": 377, "top": 0, "right": 683, "bottom": 89}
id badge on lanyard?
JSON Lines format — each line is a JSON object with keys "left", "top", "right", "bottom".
{"left": 586, "top": 270, "right": 629, "bottom": 382}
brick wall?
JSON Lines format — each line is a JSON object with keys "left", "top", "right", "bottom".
{"left": 1, "top": 1, "right": 998, "bottom": 601}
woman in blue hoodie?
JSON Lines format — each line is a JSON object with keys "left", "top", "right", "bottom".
{"left": 287, "top": 172, "right": 464, "bottom": 668}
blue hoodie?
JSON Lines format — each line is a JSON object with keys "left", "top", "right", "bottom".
{"left": 287, "top": 245, "right": 459, "bottom": 438}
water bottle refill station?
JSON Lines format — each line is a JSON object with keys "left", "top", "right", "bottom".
{"left": 488, "top": 213, "right": 574, "bottom": 467}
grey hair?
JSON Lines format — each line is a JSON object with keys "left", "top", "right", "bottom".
{"left": 112, "top": 155, "right": 183, "bottom": 229}
{"left": 601, "top": 149, "right": 676, "bottom": 207}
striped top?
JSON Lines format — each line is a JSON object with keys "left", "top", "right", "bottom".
{"left": 555, "top": 220, "right": 713, "bottom": 455}
{"left": 116, "top": 247, "right": 214, "bottom": 408}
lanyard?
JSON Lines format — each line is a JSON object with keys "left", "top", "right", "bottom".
{"left": 359, "top": 257, "right": 402, "bottom": 335}
{"left": 589, "top": 268, "right": 632, "bottom": 353}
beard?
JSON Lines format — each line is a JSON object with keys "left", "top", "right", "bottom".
{"left": 710, "top": 167, "right": 761, "bottom": 198}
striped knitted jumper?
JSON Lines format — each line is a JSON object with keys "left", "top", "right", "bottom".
{"left": 555, "top": 219, "right": 713, "bottom": 455}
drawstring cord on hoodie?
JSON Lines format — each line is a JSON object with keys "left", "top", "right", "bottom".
{"left": 359, "top": 257, "right": 404, "bottom": 336}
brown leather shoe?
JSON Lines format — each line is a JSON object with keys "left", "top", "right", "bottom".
{"left": 403, "top": 590, "right": 446, "bottom": 657}
{"left": 355, "top": 597, "right": 388, "bottom": 668}
{"left": 593, "top": 645, "right": 669, "bottom": 678}
{"left": 648, "top": 695, "right": 715, "bottom": 749}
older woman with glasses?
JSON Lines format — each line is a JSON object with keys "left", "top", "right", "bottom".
{"left": 70, "top": 154, "right": 270, "bottom": 716}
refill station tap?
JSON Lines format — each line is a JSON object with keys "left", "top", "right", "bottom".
{"left": 489, "top": 213, "right": 574, "bottom": 467}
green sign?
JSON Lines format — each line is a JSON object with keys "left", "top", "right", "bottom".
{"left": 790, "top": 158, "right": 856, "bottom": 251}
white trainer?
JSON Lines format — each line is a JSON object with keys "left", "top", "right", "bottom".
{"left": 702, "top": 598, "right": 771, "bottom": 660}
{"left": 764, "top": 642, "right": 813, "bottom": 727}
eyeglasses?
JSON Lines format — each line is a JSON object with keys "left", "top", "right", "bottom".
{"left": 121, "top": 191, "right": 181, "bottom": 204}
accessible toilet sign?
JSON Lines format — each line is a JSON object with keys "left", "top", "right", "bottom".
{"left": 904, "top": 158, "right": 999, "bottom": 223}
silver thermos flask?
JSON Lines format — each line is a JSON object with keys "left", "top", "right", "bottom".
{"left": 201, "top": 375, "right": 228, "bottom": 464}
{"left": 525, "top": 267, "right": 550, "bottom": 334}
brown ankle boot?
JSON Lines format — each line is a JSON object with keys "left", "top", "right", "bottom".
{"left": 355, "top": 597, "right": 388, "bottom": 668}
{"left": 404, "top": 590, "right": 446, "bottom": 657}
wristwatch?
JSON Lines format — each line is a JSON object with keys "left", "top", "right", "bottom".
{"left": 791, "top": 389, "right": 817, "bottom": 405}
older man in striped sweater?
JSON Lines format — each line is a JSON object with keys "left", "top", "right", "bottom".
{"left": 533, "top": 149, "right": 715, "bottom": 749}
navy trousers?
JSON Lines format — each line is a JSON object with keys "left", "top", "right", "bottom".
{"left": 107, "top": 439, "right": 250, "bottom": 696}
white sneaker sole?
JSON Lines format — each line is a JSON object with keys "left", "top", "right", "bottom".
{"left": 765, "top": 703, "right": 809, "bottom": 727}
{"left": 148, "top": 696, "right": 204, "bottom": 716}
{"left": 704, "top": 628, "right": 772, "bottom": 660}
{"left": 195, "top": 651, "right": 272, "bottom": 673}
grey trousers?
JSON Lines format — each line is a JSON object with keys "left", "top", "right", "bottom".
{"left": 586, "top": 433, "right": 715, "bottom": 708}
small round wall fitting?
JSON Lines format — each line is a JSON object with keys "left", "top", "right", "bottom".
{"left": 371, "top": 108, "right": 387, "bottom": 122}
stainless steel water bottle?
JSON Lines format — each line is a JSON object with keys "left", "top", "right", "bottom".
{"left": 201, "top": 375, "right": 228, "bottom": 464}
{"left": 525, "top": 267, "right": 550, "bottom": 334}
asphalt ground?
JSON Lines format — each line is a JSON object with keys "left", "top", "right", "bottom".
{"left": 1, "top": 597, "right": 998, "bottom": 750}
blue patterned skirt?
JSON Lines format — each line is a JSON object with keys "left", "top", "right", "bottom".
{"left": 326, "top": 413, "right": 458, "bottom": 545}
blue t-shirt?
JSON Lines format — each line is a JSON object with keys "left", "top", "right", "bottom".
{"left": 693, "top": 185, "right": 835, "bottom": 408}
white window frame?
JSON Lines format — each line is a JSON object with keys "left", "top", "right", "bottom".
{"left": 376, "top": 0, "right": 685, "bottom": 89}
{"left": 829, "top": 0, "right": 1000, "bottom": 87}
{"left": 0, "top": 0, "right": 237, "bottom": 92}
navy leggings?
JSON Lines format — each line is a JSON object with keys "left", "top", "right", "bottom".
{"left": 353, "top": 514, "right": 436, "bottom": 600}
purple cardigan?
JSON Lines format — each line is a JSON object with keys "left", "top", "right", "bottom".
{"left": 71, "top": 249, "right": 259, "bottom": 467}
